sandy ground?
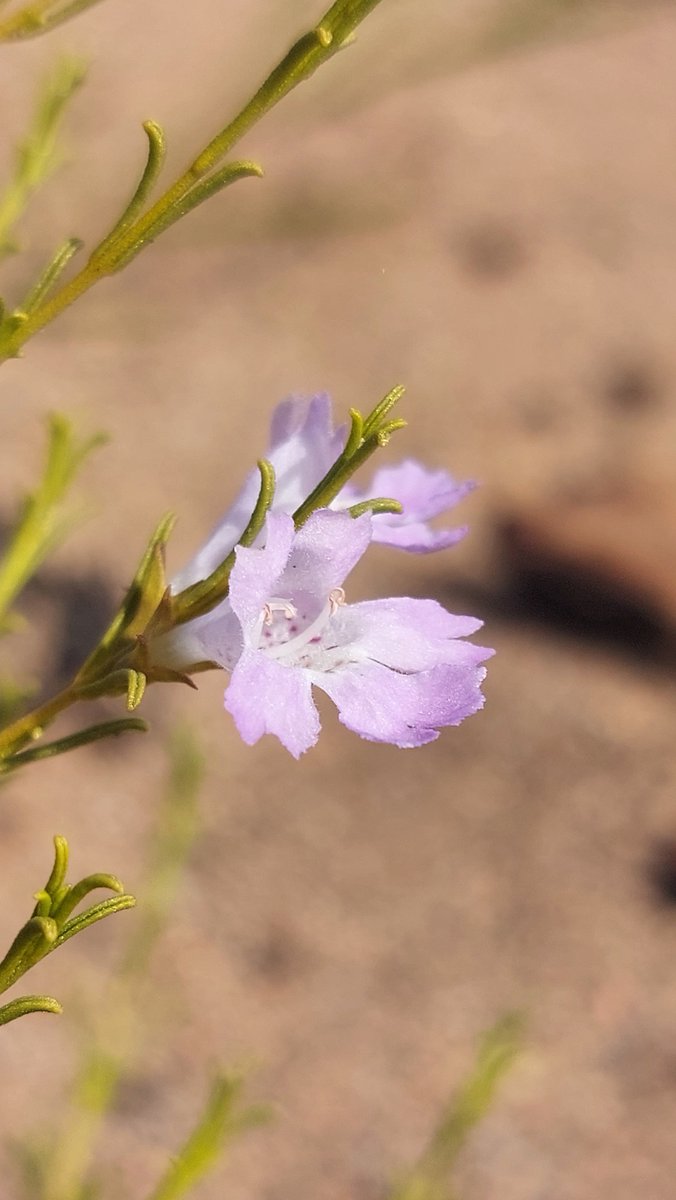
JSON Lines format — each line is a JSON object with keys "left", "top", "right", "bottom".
{"left": 3, "top": 1, "right": 676, "bottom": 1197}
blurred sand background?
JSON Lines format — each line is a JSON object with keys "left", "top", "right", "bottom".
{"left": 3, "top": 0, "right": 676, "bottom": 1196}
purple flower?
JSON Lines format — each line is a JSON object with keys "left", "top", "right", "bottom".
{"left": 171, "top": 395, "right": 474, "bottom": 590}
{"left": 339, "top": 459, "right": 475, "bottom": 553}
{"left": 180, "top": 509, "right": 492, "bottom": 758}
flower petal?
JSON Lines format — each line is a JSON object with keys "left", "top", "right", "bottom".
{"left": 333, "top": 597, "right": 492, "bottom": 671}
{"left": 180, "top": 601, "right": 242, "bottom": 670}
{"left": 228, "top": 512, "right": 295, "bottom": 634}
{"left": 151, "top": 599, "right": 242, "bottom": 671}
{"left": 279, "top": 509, "right": 372, "bottom": 598}
{"left": 371, "top": 521, "right": 469, "bottom": 553}
{"left": 268, "top": 393, "right": 347, "bottom": 511}
{"left": 342, "top": 459, "right": 475, "bottom": 554}
{"left": 316, "top": 659, "right": 488, "bottom": 747}
{"left": 171, "top": 395, "right": 346, "bottom": 591}
{"left": 368, "top": 460, "right": 476, "bottom": 521}
{"left": 225, "top": 650, "right": 320, "bottom": 757}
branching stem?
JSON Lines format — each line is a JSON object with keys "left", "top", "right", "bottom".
{"left": 0, "top": 0, "right": 387, "bottom": 362}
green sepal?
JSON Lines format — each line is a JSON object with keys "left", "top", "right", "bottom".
{"left": 145, "top": 665, "right": 201, "bottom": 688}
{"left": 77, "top": 513, "right": 175, "bottom": 681}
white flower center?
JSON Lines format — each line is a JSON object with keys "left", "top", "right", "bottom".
{"left": 256, "top": 589, "right": 345, "bottom": 663}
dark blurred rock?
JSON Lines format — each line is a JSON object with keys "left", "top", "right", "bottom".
{"left": 603, "top": 359, "right": 663, "bottom": 415}
{"left": 497, "top": 483, "right": 676, "bottom": 656}
{"left": 455, "top": 219, "right": 528, "bottom": 280}
{"left": 647, "top": 838, "right": 676, "bottom": 907}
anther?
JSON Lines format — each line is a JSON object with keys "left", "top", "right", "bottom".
{"left": 328, "top": 587, "right": 346, "bottom": 615}
{"left": 262, "top": 598, "right": 297, "bottom": 625}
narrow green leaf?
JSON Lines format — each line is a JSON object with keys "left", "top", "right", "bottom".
{"left": 390, "top": 1014, "right": 523, "bottom": 1200}
{"left": 111, "top": 159, "right": 262, "bottom": 272}
{"left": 52, "top": 873, "right": 124, "bottom": 924}
{"left": 0, "top": 995, "right": 62, "bottom": 1025}
{"left": 347, "top": 496, "right": 402, "bottom": 518}
{"left": 0, "top": 411, "right": 105, "bottom": 627}
{"left": 43, "top": 835, "right": 69, "bottom": 898}
{"left": 361, "top": 384, "right": 406, "bottom": 439}
{"left": 148, "top": 1074, "right": 271, "bottom": 1200}
{"left": 93, "top": 120, "right": 167, "bottom": 259}
{"left": 20, "top": 237, "right": 83, "bottom": 314}
{"left": 0, "top": 57, "right": 85, "bottom": 248}
{"left": 0, "top": 718, "right": 148, "bottom": 773}
{"left": 343, "top": 408, "right": 364, "bottom": 458}
{"left": 55, "top": 894, "right": 136, "bottom": 947}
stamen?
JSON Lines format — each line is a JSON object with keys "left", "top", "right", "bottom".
{"left": 262, "top": 598, "right": 297, "bottom": 624}
{"left": 262, "top": 590, "right": 346, "bottom": 662}
{"left": 328, "top": 587, "right": 346, "bottom": 615}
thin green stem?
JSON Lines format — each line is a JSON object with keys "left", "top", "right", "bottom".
{"left": 0, "top": 0, "right": 388, "bottom": 361}
{"left": 0, "top": 0, "right": 104, "bottom": 40}
{"left": 0, "top": 57, "right": 84, "bottom": 252}
{"left": 19, "top": 236, "right": 83, "bottom": 314}
{"left": 38, "top": 732, "right": 203, "bottom": 1200}
{"left": 147, "top": 1075, "right": 269, "bottom": 1200}
{"left": 293, "top": 426, "right": 403, "bottom": 527}
{"left": 1, "top": 717, "right": 148, "bottom": 771}
{"left": 0, "top": 683, "right": 76, "bottom": 758}
{"left": 0, "top": 412, "right": 105, "bottom": 628}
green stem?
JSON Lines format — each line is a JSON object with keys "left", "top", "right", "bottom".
{"left": 0, "top": 0, "right": 104, "bottom": 40}
{"left": 293, "top": 424, "right": 404, "bottom": 526}
{"left": 0, "top": 0, "right": 388, "bottom": 361}
{"left": 0, "top": 57, "right": 84, "bottom": 252}
{"left": 1, "top": 717, "right": 148, "bottom": 771}
{"left": 0, "top": 683, "right": 76, "bottom": 758}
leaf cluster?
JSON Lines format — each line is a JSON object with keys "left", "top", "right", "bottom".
{"left": 0, "top": 835, "right": 135, "bottom": 1025}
